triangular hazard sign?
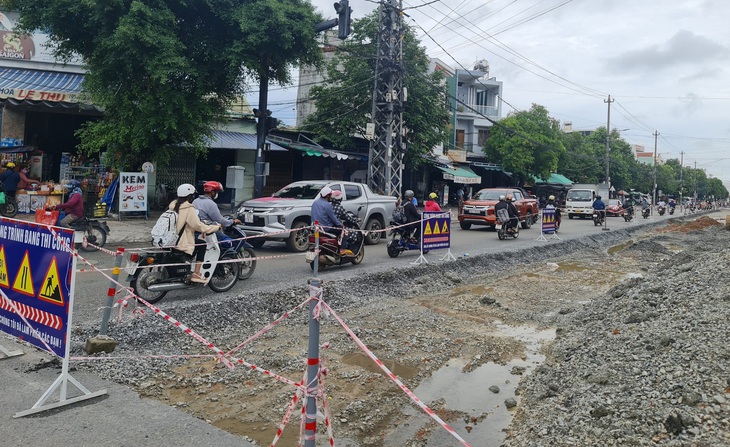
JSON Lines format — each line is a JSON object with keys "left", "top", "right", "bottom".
{"left": 38, "top": 256, "right": 64, "bottom": 306}
{"left": 0, "top": 245, "right": 9, "bottom": 288}
{"left": 424, "top": 222, "right": 433, "bottom": 235}
{"left": 12, "top": 250, "right": 35, "bottom": 297}
{"left": 433, "top": 222, "right": 441, "bottom": 234}
{"left": 441, "top": 222, "right": 449, "bottom": 234}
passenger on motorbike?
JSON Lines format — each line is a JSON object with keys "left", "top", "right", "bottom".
{"left": 495, "top": 194, "right": 519, "bottom": 232}
{"left": 424, "top": 192, "right": 442, "bottom": 212}
{"left": 403, "top": 190, "right": 422, "bottom": 242}
{"left": 53, "top": 180, "right": 84, "bottom": 227}
{"left": 311, "top": 186, "right": 351, "bottom": 256}
{"left": 330, "top": 190, "right": 359, "bottom": 249}
{"left": 172, "top": 183, "right": 221, "bottom": 284}
{"left": 592, "top": 195, "right": 606, "bottom": 221}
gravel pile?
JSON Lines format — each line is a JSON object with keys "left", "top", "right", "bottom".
{"left": 505, "top": 224, "right": 730, "bottom": 447}
{"left": 68, "top": 214, "right": 730, "bottom": 446}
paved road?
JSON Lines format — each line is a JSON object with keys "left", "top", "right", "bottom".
{"left": 72, "top": 210, "right": 686, "bottom": 328}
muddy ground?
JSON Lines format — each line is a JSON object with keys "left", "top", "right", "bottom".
{"left": 82, "top": 216, "right": 726, "bottom": 447}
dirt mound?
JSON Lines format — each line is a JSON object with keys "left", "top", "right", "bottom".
{"left": 657, "top": 215, "right": 722, "bottom": 233}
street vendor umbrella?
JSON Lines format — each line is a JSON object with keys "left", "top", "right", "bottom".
{"left": 617, "top": 190, "right": 629, "bottom": 196}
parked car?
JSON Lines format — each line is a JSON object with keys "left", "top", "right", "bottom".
{"left": 458, "top": 187, "right": 539, "bottom": 230}
{"left": 236, "top": 181, "right": 396, "bottom": 252}
{"left": 607, "top": 199, "right": 625, "bottom": 217}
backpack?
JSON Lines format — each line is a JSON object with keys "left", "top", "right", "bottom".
{"left": 151, "top": 210, "right": 186, "bottom": 247}
{"left": 392, "top": 205, "right": 407, "bottom": 224}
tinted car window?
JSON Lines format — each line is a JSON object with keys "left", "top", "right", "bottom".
{"left": 513, "top": 191, "right": 523, "bottom": 200}
{"left": 344, "top": 184, "right": 362, "bottom": 200}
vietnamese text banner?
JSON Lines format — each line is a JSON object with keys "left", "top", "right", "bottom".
{"left": 422, "top": 212, "right": 451, "bottom": 250}
{"left": 0, "top": 218, "right": 74, "bottom": 357}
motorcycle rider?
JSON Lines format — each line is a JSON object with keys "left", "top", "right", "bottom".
{"left": 330, "top": 190, "right": 358, "bottom": 250}
{"left": 623, "top": 195, "right": 635, "bottom": 219}
{"left": 424, "top": 192, "right": 442, "bottom": 212}
{"left": 403, "top": 189, "right": 421, "bottom": 242}
{"left": 311, "top": 186, "right": 352, "bottom": 256}
{"left": 53, "top": 180, "right": 85, "bottom": 227}
{"left": 544, "top": 195, "right": 562, "bottom": 227}
{"left": 592, "top": 195, "right": 606, "bottom": 221}
{"left": 172, "top": 184, "right": 221, "bottom": 284}
{"left": 657, "top": 198, "right": 666, "bottom": 214}
{"left": 193, "top": 181, "right": 241, "bottom": 228}
{"left": 495, "top": 194, "right": 519, "bottom": 233}
{"left": 0, "top": 161, "right": 20, "bottom": 199}
{"left": 668, "top": 198, "right": 677, "bottom": 213}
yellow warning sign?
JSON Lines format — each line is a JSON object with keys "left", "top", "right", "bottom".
{"left": 433, "top": 222, "right": 441, "bottom": 235}
{"left": 441, "top": 222, "right": 449, "bottom": 234}
{"left": 12, "top": 250, "right": 34, "bottom": 297}
{"left": 39, "top": 256, "right": 64, "bottom": 306}
{"left": 424, "top": 222, "right": 432, "bottom": 235}
{"left": 0, "top": 245, "right": 9, "bottom": 288}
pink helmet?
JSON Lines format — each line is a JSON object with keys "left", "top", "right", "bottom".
{"left": 331, "top": 190, "right": 343, "bottom": 201}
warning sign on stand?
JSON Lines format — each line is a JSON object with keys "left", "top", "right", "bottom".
{"left": 12, "top": 250, "right": 35, "bottom": 297}
{"left": 38, "top": 256, "right": 64, "bottom": 305}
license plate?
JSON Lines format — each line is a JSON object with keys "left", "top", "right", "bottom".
{"left": 467, "top": 209, "right": 480, "bottom": 214}
{"left": 495, "top": 224, "right": 502, "bottom": 229}
{"left": 305, "top": 251, "right": 316, "bottom": 262}
{"left": 124, "top": 260, "right": 139, "bottom": 275}
{"left": 244, "top": 212, "right": 254, "bottom": 223}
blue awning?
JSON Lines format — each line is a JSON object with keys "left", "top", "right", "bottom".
{"left": 0, "top": 68, "right": 86, "bottom": 102}
{"left": 206, "top": 130, "right": 286, "bottom": 151}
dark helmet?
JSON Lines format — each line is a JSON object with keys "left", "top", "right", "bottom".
{"left": 596, "top": 195, "right": 602, "bottom": 200}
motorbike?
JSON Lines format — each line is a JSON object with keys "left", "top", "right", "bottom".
{"left": 70, "top": 216, "right": 110, "bottom": 252}
{"left": 496, "top": 209, "right": 519, "bottom": 240}
{"left": 623, "top": 206, "right": 634, "bottom": 222}
{"left": 658, "top": 205, "right": 666, "bottom": 216}
{"left": 126, "top": 231, "right": 240, "bottom": 304}
{"left": 306, "top": 212, "right": 365, "bottom": 269}
{"left": 642, "top": 207, "right": 651, "bottom": 219}
{"left": 386, "top": 220, "right": 429, "bottom": 257}
{"left": 669, "top": 206, "right": 675, "bottom": 215}
{"left": 0, "top": 187, "right": 17, "bottom": 218}
{"left": 592, "top": 210, "right": 605, "bottom": 226}
{"left": 219, "top": 223, "right": 257, "bottom": 280}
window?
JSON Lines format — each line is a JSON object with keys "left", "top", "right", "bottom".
{"left": 512, "top": 191, "right": 523, "bottom": 200}
{"left": 477, "top": 129, "right": 489, "bottom": 146}
{"left": 344, "top": 184, "right": 362, "bottom": 200}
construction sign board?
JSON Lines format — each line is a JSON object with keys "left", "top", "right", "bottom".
{"left": 422, "top": 212, "right": 451, "bottom": 250}
{"left": 0, "top": 217, "right": 75, "bottom": 357}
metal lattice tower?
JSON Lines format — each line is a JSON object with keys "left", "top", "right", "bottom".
{"left": 368, "top": 0, "right": 404, "bottom": 197}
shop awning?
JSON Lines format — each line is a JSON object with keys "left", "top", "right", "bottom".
{"left": 266, "top": 135, "right": 367, "bottom": 161}
{"left": 535, "top": 173, "right": 573, "bottom": 186}
{"left": 0, "top": 145, "right": 36, "bottom": 153}
{"left": 0, "top": 68, "right": 87, "bottom": 103}
{"left": 435, "top": 165, "right": 482, "bottom": 184}
{"left": 206, "top": 130, "right": 286, "bottom": 151}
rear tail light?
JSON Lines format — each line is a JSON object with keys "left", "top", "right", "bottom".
{"left": 130, "top": 253, "right": 140, "bottom": 262}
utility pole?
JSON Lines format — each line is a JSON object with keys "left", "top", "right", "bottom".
{"left": 652, "top": 131, "right": 659, "bottom": 215}
{"left": 603, "top": 95, "right": 613, "bottom": 231}
{"left": 368, "top": 0, "right": 405, "bottom": 197}
{"left": 253, "top": 61, "right": 269, "bottom": 199}
{"left": 679, "top": 151, "right": 684, "bottom": 213}
{"left": 694, "top": 160, "right": 697, "bottom": 199}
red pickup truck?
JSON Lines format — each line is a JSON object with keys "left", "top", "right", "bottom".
{"left": 458, "top": 187, "right": 540, "bottom": 230}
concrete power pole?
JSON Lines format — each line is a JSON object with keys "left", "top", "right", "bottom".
{"left": 603, "top": 95, "right": 613, "bottom": 231}
{"left": 679, "top": 151, "right": 684, "bottom": 213}
{"left": 653, "top": 130, "right": 659, "bottom": 210}
{"left": 368, "top": 0, "right": 405, "bottom": 197}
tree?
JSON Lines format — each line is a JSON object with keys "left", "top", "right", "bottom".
{"left": 558, "top": 131, "right": 602, "bottom": 184}
{"left": 4, "top": 0, "right": 322, "bottom": 168}
{"left": 483, "top": 104, "right": 565, "bottom": 182}
{"left": 304, "top": 11, "right": 449, "bottom": 168}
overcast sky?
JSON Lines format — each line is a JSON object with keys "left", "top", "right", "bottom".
{"left": 251, "top": 0, "right": 730, "bottom": 186}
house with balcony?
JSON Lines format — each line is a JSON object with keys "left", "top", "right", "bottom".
{"left": 446, "top": 59, "right": 503, "bottom": 159}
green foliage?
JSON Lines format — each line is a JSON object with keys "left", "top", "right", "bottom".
{"left": 483, "top": 104, "right": 565, "bottom": 182}
{"left": 304, "top": 11, "right": 449, "bottom": 168}
{"left": 3, "top": 0, "right": 322, "bottom": 169}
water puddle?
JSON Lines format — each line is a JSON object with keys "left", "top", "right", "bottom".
{"left": 341, "top": 352, "right": 419, "bottom": 380}
{"left": 608, "top": 240, "right": 634, "bottom": 255}
{"left": 384, "top": 324, "right": 555, "bottom": 447}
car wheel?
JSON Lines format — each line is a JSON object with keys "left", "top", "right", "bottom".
{"left": 459, "top": 221, "right": 471, "bottom": 230}
{"left": 286, "top": 221, "right": 310, "bottom": 252}
{"left": 568, "top": 214, "right": 574, "bottom": 220}
{"left": 364, "top": 219, "right": 383, "bottom": 245}
{"left": 248, "top": 238, "right": 265, "bottom": 249}
{"left": 521, "top": 213, "right": 532, "bottom": 229}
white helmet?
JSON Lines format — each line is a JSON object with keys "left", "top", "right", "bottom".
{"left": 320, "top": 186, "right": 333, "bottom": 197}
{"left": 404, "top": 190, "right": 414, "bottom": 198}
{"left": 177, "top": 183, "right": 197, "bottom": 198}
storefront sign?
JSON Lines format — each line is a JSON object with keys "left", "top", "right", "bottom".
{"left": 0, "top": 219, "right": 75, "bottom": 357}
{"left": 0, "top": 11, "right": 83, "bottom": 65}
{"left": 119, "top": 172, "right": 148, "bottom": 217}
